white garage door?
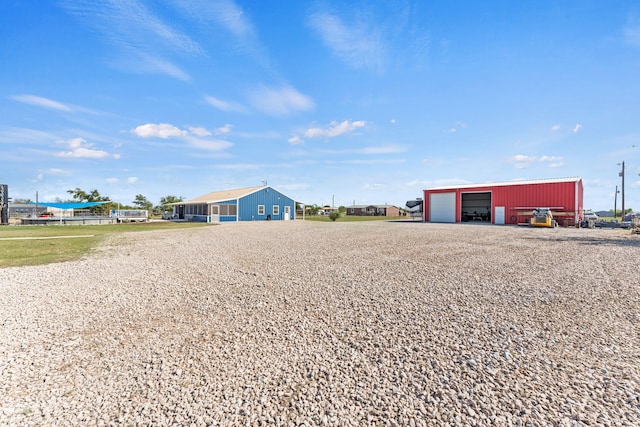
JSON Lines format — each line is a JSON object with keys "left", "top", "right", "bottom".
{"left": 430, "top": 192, "right": 456, "bottom": 222}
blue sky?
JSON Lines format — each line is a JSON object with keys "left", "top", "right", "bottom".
{"left": 1, "top": 1, "right": 639, "bottom": 211}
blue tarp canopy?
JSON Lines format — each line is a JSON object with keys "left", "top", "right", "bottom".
{"left": 28, "top": 201, "right": 109, "bottom": 209}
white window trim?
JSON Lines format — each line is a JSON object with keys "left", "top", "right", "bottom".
{"left": 273, "top": 205, "right": 279, "bottom": 216}
{"left": 258, "top": 205, "right": 265, "bottom": 215}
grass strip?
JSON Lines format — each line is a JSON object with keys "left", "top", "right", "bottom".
{"left": 0, "top": 222, "right": 212, "bottom": 268}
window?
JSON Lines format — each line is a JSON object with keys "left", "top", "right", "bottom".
{"left": 273, "top": 205, "right": 279, "bottom": 216}
{"left": 258, "top": 205, "right": 265, "bottom": 215}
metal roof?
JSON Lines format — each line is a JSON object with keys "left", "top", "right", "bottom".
{"left": 349, "top": 204, "right": 399, "bottom": 208}
{"left": 427, "top": 177, "right": 581, "bottom": 191}
{"left": 181, "top": 186, "right": 266, "bottom": 204}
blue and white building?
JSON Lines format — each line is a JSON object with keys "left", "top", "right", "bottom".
{"left": 173, "top": 185, "right": 296, "bottom": 222}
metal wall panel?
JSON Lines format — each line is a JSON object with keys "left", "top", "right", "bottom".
{"left": 237, "top": 187, "right": 295, "bottom": 221}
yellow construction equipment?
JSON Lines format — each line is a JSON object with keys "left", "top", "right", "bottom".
{"left": 530, "top": 208, "right": 557, "bottom": 228}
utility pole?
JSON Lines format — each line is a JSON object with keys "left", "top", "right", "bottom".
{"left": 619, "top": 161, "right": 625, "bottom": 218}
{"left": 614, "top": 185, "right": 619, "bottom": 219}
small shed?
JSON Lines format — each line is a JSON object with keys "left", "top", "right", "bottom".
{"left": 174, "top": 185, "right": 296, "bottom": 222}
{"left": 423, "top": 177, "right": 584, "bottom": 226}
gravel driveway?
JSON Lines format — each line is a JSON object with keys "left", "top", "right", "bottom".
{"left": 1, "top": 221, "right": 639, "bottom": 426}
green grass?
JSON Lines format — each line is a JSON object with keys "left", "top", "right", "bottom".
{"left": 0, "top": 222, "right": 213, "bottom": 268}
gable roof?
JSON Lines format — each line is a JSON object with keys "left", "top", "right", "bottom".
{"left": 350, "top": 204, "right": 399, "bottom": 209}
{"left": 428, "top": 177, "right": 581, "bottom": 191}
{"left": 182, "top": 186, "right": 265, "bottom": 204}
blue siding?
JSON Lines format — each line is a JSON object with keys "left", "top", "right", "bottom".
{"left": 237, "top": 187, "right": 295, "bottom": 221}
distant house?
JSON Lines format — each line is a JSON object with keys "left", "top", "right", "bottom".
{"left": 346, "top": 204, "right": 401, "bottom": 217}
{"left": 172, "top": 185, "right": 295, "bottom": 222}
{"left": 318, "top": 206, "right": 339, "bottom": 216}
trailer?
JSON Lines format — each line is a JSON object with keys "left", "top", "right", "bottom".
{"left": 405, "top": 198, "right": 423, "bottom": 220}
{"left": 110, "top": 209, "right": 148, "bottom": 223}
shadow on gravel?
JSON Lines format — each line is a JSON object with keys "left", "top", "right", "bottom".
{"left": 388, "top": 221, "right": 640, "bottom": 247}
{"left": 522, "top": 233, "right": 640, "bottom": 248}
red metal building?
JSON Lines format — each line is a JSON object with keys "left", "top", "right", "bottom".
{"left": 423, "top": 177, "right": 584, "bottom": 226}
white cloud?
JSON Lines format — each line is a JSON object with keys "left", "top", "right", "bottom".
{"left": 288, "top": 135, "right": 304, "bottom": 145}
{"left": 540, "top": 155, "right": 562, "bottom": 162}
{"left": 573, "top": 123, "right": 582, "bottom": 133}
{"left": 208, "top": 0, "right": 253, "bottom": 38}
{"left": 205, "top": 96, "right": 246, "bottom": 113}
{"left": 509, "top": 154, "right": 535, "bottom": 169}
{"left": 127, "top": 177, "right": 138, "bottom": 183}
{"left": 55, "top": 137, "right": 110, "bottom": 159}
{"left": 172, "top": 0, "right": 256, "bottom": 39}
{"left": 189, "top": 127, "right": 212, "bottom": 137}
{"left": 62, "top": 0, "right": 200, "bottom": 81}
{"left": 247, "top": 85, "right": 314, "bottom": 117}
{"left": 551, "top": 125, "right": 560, "bottom": 131}
{"left": 215, "top": 124, "right": 233, "bottom": 134}
{"left": 304, "top": 120, "right": 366, "bottom": 139}
{"left": 43, "top": 168, "right": 69, "bottom": 176}
{"left": 12, "top": 94, "right": 73, "bottom": 112}
{"left": 448, "top": 122, "right": 467, "bottom": 133}
{"left": 390, "top": 119, "right": 396, "bottom": 124}
{"left": 106, "top": 177, "right": 118, "bottom": 183}
{"left": 132, "top": 122, "right": 233, "bottom": 152}
{"left": 133, "top": 123, "right": 188, "bottom": 139}
{"left": 308, "top": 12, "right": 383, "bottom": 71}
{"left": 138, "top": 54, "right": 191, "bottom": 81}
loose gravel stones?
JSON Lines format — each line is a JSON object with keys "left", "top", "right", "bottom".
{"left": 1, "top": 221, "right": 639, "bottom": 426}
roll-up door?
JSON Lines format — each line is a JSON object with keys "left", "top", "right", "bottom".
{"left": 430, "top": 192, "right": 456, "bottom": 222}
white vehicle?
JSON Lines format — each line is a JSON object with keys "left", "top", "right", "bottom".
{"left": 584, "top": 212, "right": 598, "bottom": 221}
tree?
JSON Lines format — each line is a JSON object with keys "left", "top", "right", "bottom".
{"left": 157, "top": 195, "right": 183, "bottom": 215}
{"left": 328, "top": 211, "right": 341, "bottom": 221}
{"left": 306, "top": 204, "right": 320, "bottom": 216}
{"left": 338, "top": 205, "right": 346, "bottom": 213}
{"left": 132, "top": 194, "right": 153, "bottom": 211}
{"left": 66, "top": 188, "right": 112, "bottom": 215}
{"left": 67, "top": 188, "right": 109, "bottom": 203}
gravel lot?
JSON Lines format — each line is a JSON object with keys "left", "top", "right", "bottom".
{"left": 1, "top": 220, "right": 639, "bottom": 426}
